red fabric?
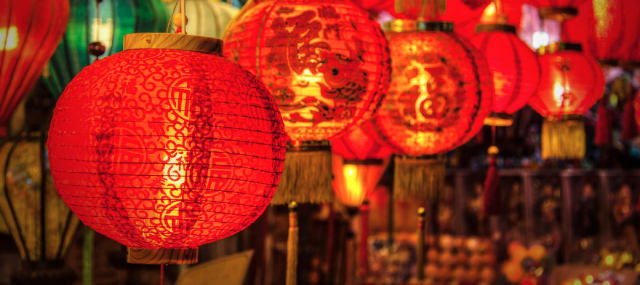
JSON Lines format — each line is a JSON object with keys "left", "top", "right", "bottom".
{"left": 528, "top": 49, "right": 605, "bottom": 117}
{"left": 223, "top": 0, "right": 390, "bottom": 144}
{"left": 471, "top": 28, "right": 541, "bottom": 115}
{"left": 562, "top": 0, "right": 640, "bottom": 62}
{"left": 47, "top": 48, "right": 287, "bottom": 249}
{"left": 622, "top": 92, "right": 637, "bottom": 140}
{"left": 594, "top": 98, "right": 611, "bottom": 146}
{"left": 0, "top": 0, "right": 69, "bottom": 132}
{"left": 373, "top": 28, "right": 493, "bottom": 156}
{"left": 483, "top": 154, "right": 500, "bottom": 215}
{"left": 331, "top": 121, "right": 395, "bottom": 160}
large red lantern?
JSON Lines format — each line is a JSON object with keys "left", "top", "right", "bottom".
{"left": 528, "top": 43, "right": 605, "bottom": 159}
{"left": 562, "top": 0, "right": 640, "bottom": 64}
{"left": 47, "top": 33, "right": 287, "bottom": 264}
{"left": 471, "top": 23, "right": 540, "bottom": 126}
{"left": 0, "top": 0, "right": 69, "bottom": 136}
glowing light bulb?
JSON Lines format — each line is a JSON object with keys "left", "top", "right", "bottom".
{"left": 553, "top": 82, "right": 565, "bottom": 107}
{"left": 585, "top": 275, "right": 594, "bottom": 284}
{"left": 0, "top": 26, "right": 18, "bottom": 51}
{"left": 532, "top": 31, "right": 549, "bottom": 50}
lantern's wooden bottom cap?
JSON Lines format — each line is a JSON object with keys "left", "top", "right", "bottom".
{"left": 123, "top": 33, "right": 222, "bottom": 55}
{"left": 127, "top": 247, "right": 198, "bottom": 264}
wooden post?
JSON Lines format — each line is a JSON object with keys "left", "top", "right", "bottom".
{"left": 416, "top": 207, "right": 426, "bottom": 281}
{"left": 286, "top": 202, "right": 299, "bottom": 285}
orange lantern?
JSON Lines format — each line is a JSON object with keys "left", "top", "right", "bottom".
{"left": 528, "top": 43, "right": 605, "bottom": 159}
{"left": 223, "top": 0, "right": 390, "bottom": 206}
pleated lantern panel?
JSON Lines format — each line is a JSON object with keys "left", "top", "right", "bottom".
{"left": 162, "top": 0, "right": 238, "bottom": 38}
{"left": 42, "top": 0, "right": 168, "bottom": 99}
{"left": 47, "top": 34, "right": 287, "bottom": 264}
{"left": 0, "top": 0, "right": 69, "bottom": 135}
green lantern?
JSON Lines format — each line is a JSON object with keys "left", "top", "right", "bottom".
{"left": 42, "top": 0, "right": 168, "bottom": 98}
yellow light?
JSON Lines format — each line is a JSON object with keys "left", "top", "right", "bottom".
{"left": 621, "top": 252, "right": 633, "bottom": 263}
{"left": 585, "top": 275, "right": 594, "bottom": 284}
{"left": 604, "top": 254, "right": 615, "bottom": 266}
{"left": 553, "top": 82, "right": 565, "bottom": 107}
{"left": 480, "top": 2, "right": 497, "bottom": 23}
{"left": 342, "top": 164, "right": 365, "bottom": 206}
{"left": 532, "top": 31, "right": 549, "bottom": 50}
{"left": 603, "top": 281, "right": 611, "bottom": 285}
{"left": 572, "top": 280, "right": 582, "bottom": 285}
{"left": 0, "top": 26, "right": 18, "bottom": 51}
{"left": 91, "top": 18, "right": 114, "bottom": 52}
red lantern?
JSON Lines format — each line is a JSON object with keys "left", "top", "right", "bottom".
{"left": 331, "top": 122, "right": 393, "bottom": 207}
{"left": 0, "top": 0, "right": 69, "bottom": 136}
{"left": 524, "top": 0, "right": 586, "bottom": 20}
{"left": 223, "top": 0, "right": 390, "bottom": 145}
{"left": 375, "top": 20, "right": 493, "bottom": 156}
{"left": 562, "top": 0, "right": 640, "bottom": 63}
{"left": 528, "top": 43, "right": 605, "bottom": 159}
{"left": 47, "top": 34, "right": 287, "bottom": 264}
{"left": 471, "top": 23, "right": 541, "bottom": 126}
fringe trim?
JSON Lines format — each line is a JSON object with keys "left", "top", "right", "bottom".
{"left": 393, "top": 156, "right": 445, "bottom": 201}
{"left": 542, "top": 119, "right": 585, "bottom": 160}
{"left": 271, "top": 150, "right": 333, "bottom": 205}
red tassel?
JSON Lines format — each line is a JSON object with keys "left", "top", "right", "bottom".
{"left": 483, "top": 147, "right": 500, "bottom": 216}
{"left": 595, "top": 98, "right": 612, "bottom": 146}
{"left": 622, "top": 92, "right": 637, "bottom": 141}
{"left": 358, "top": 202, "right": 370, "bottom": 278}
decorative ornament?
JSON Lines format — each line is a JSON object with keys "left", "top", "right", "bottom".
{"left": 377, "top": 18, "right": 492, "bottom": 200}
{"left": 0, "top": 133, "right": 79, "bottom": 283}
{"left": 161, "top": 0, "right": 238, "bottom": 38}
{"left": 0, "top": 0, "right": 69, "bottom": 136}
{"left": 528, "top": 42, "right": 605, "bottom": 159}
{"left": 42, "top": 0, "right": 168, "bottom": 99}
{"left": 471, "top": 21, "right": 540, "bottom": 126}
{"left": 47, "top": 33, "right": 287, "bottom": 264}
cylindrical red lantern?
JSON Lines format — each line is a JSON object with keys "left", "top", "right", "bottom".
{"left": 528, "top": 42, "right": 605, "bottom": 159}
{"left": 376, "top": 20, "right": 493, "bottom": 156}
{"left": 47, "top": 33, "right": 287, "bottom": 264}
{"left": 471, "top": 23, "right": 541, "bottom": 126}
{"left": 0, "top": 0, "right": 69, "bottom": 136}
{"left": 562, "top": 0, "right": 640, "bottom": 64}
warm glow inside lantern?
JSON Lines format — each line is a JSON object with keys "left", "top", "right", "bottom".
{"left": 47, "top": 33, "right": 287, "bottom": 264}
{"left": 528, "top": 42, "right": 604, "bottom": 159}
{"left": 471, "top": 23, "right": 541, "bottom": 126}
{"left": 0, "top": 0, "right": 69, "bottom": 135}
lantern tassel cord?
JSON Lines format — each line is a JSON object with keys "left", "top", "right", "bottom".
{"left": 166, "top": 1, "right": 179, "bottom": 33}
{"left": 160, "top": 264, "right": 164, "bottom": 285}
{"left": 286, "top": 202, "right": 299, "bottom": 285}
{"left": 416, "top": 207, "right": 425, "bottom": 281}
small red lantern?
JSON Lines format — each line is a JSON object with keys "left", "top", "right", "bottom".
{"left": 47, "top": 33, "right": 287, "bottom": 264}
{"left": 528, "top": 43, "right": 605, "bottom": 159}
{"left": 562, "top": 0, "right": 640, "bottom": 64}
{"left": 471, "top": 23, "right": 541, "bottom": 126}
{"left": 0, "top": 0, "right": 69, "bottom": 136}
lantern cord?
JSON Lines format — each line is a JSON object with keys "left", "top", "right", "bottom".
{"left": 180, "top": 0, "right": 187, "bottom": 34}
{"left": 166, "top": 2, "right": 179, "bottom": 33}
{"left": 160, "top": 264, "right": 164, "bottom": 285}
{"left": 491, "top": 125, "right": 496, "bottom": 146}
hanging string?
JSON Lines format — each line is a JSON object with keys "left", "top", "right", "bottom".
{"left": 160, "top": 264, "right": 164, "bottom": 285}
{"left": 166, "top": 1, "right": 179, "bottom": 33}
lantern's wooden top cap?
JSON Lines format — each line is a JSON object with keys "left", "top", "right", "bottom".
{"left": 538, "top": 6, "right": 578, "bottom": 21}
{"left": 475, "top": 23, "right": 516, "bottom": 34}
{"left": 537, "top": 42, "right": 582, "bottom": 55}
{"left": 384, "top": 20, "right": 454, "bottom": 33}
{"left": 124, "top": 33, "right": 222, "bottom": 55}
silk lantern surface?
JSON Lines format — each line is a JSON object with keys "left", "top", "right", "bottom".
{"left": 375, "top": 21, "right": 493, "bottom": 156}
{"left": 562, "top": 0, "right": 640, "bottom": 62}
{"left": 0, "top": 0, "right": 69, "bottom": 135}
{"left": 162, "top": 0, "right": 238, "bottom": 38}
{"left": 47, "top": 36, "right": 287, "bottom": 252}
{"left": 528, "top": 44, "right": 604, "bottom": 117}
{"left": 42, "top": 0, "right": 168, "bottom": 99}
{"left": 471, "top": 24, "right": 540, "bottom": 124}
{"left": 223, "top": 0, "right": 390, "bottom": 144}
{"left": 331, "top": 122, "right": 393, "bottom": 207}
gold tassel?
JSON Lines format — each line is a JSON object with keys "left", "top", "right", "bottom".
{"left": 271, "top": 149, "right": 333, "bottom": 205}
{"left": 393, "top": 156, "right": 445, "bottom": 201}
{"left": 541, "top": 118, "right": 586, "bottom": 159}
{"left": 286, "top": 202, "right": 298, "bottom": 285}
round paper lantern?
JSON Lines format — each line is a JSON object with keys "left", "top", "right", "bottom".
{"left": 472, "top": 24, "right": 541, "bottom": 126}
{"left": 528, "top": 42, "right": 604, "bottom": 159}
{"left": 376, "top": 20, "right": 493, "bottom": 156}
{"left": 562, "top": 0, "right": 640, "bottom": 64}
{"left": 223, "top": 0, "right": 390, "bottom": 206}
{"left": 223, "top": 0, "right": 389, "bottom": 144}
{"left": 47, "top": 33, "right": 287, "bottom": 264}
{"left": 162, "top": 0, "right": 238, "bottom": 38}
{"left": 0, "top": 0, "right": 69, "bottom": 135}
{"left": 42, "top": 0, "right": 168, "bottom": 99}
